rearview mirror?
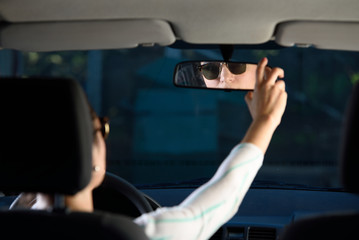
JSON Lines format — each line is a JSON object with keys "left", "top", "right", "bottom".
{"left": 173, "top": 61, "right": 261, "bottom": 90}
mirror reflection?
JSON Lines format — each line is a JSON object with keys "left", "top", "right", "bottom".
{"left": 174, "top": 61, "right": 260, "bottom": 90}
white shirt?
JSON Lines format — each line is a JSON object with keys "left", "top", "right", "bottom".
{"left": 134, "top": 143, "right": 263, "bottom": 240}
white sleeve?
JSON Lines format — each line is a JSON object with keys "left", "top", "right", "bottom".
{"left": 134, "top": 143, "right": 264, "bottom": 240}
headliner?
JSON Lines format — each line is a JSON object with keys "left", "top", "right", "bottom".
{"left": 1, "top": 0, "right": 359, "bottom": 51}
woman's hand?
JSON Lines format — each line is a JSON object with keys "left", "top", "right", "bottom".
{"left": 245, "top": 57, "right": 287, "bottom": 128}
{"left": 241, "top": 57, "right": 287, "bottom": 153}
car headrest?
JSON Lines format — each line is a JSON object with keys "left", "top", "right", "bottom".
{"left": 0, "top": 78, "right": 93, "bottom": 195}
{"left": 340, "top": 82, "right": 359, "bottom": 193}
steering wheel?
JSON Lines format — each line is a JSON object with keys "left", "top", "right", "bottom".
{"left": 93, "top": 172, "right": 161, "bottom": 218}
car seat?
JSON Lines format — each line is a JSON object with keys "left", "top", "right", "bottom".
{"left": 0, "top": 77, "right": 149, "bottom": 240}
{"left": 279, "top": 82, "right": 359, "bottom": 239}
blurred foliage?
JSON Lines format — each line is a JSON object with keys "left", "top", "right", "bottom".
{"left": 350, "top": 72, "right": 359, "bottom": 85}
{"left": 252, "top": 50, "right": 280, "bottom": 59}
{"left": 21, "top": 51, "right": 88, "bottom": 85}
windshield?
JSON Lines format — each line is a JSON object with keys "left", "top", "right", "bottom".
{"left": 1, "top": 46, "right": 357, "bottom": 190}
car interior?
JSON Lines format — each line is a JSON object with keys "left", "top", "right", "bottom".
{"left": 1, "top": 0, "right": 359, "bottom": 239}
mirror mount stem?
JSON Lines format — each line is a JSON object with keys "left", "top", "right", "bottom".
{"left": 220, "top": 45, "right": 234, "bottom": 62}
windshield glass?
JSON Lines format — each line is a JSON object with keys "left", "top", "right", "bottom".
{"left": 1, "top": 46, "right": 358, "bottom": 190}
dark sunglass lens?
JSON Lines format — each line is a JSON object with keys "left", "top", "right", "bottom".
{"left": 201, "top": 63, "right": 220, "bottom": 80}
{"left": 228, "top": 63, "right": 246, "bottom": 75}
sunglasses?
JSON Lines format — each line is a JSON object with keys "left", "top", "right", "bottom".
{"left": 93, "top": 117, "right": 110, "bottom": 140}
{"left": 198, "top": 62, "right": 247, "bottom": 80}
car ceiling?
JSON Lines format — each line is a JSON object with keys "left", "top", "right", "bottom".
{"left": 0, "top": 0, "right": 359, "bottom": 51}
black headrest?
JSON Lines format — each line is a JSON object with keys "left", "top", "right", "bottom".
{"left": 0, "top": 78, "right": 93, "bottom": 195}
{"left": 340, "top": 83, "right": 359, "bottom": 193}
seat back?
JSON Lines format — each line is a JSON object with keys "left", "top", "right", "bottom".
{"left": 279, "top": 212, "right": 359, "bottom": 240}
{"left": 0, "top": 78, "right": 92, "bottom": 194}
{"left": 0, "top": 210, "right": 149, "bottom": 240}
{"left": 280, "top": 83, "right": 359, "bottom": 240}
{"left": 0, "top": 77, "right": 148, "bottom": 240}
{"left": 339, "top": 82, "right": 359, "bottom": 193}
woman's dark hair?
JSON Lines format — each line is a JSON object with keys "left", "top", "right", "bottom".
{"left": 192, "top": 62, "right": 206, "bottom": 87}
{"left": 85, "top": 98, "right": 101, "bottom": 143}
{"left": 89, "top": 104, "right": 98, "bottom": 122}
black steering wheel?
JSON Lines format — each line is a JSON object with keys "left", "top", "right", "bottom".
{"left": 93, "top": 172, "right": 161, "bottom": 218}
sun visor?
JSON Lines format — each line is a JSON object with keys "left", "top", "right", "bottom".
{"left": 275, "top": 21, "right": 359, "bottom": 51}
{"left": 0, "top": 19, "right": 176, "bottom": 51}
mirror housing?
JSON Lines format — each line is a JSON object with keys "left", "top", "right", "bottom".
{"left": 173, "top": 61, "right": 261, "bottom": 90}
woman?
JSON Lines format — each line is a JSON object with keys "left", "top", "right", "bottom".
{"left": 199, "top": 61, "right": 272, "bottom": 90}
{"left": 11, "top": 57, "right": 287, "bottom": 240}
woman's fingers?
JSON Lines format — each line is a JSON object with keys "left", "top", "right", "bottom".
{"left": 246, "top": 58, "right": 287, "bottom": 124}
{"left": 245, "top": 91, "right": 253, "bottom": 102}
{"left": 256, "top": 57, "right": 268, "bottom": 86}
{"left": 256, "top": 57, "right": 284, "bottom": 86}
{"left": 275, "top": 79, "right": 286, "bottom": 91}
{"left": 244, "top": 91, "right": 255, "bottom": 119}
{"left": 266, "top": 67, "right": 285, "bottom": 85}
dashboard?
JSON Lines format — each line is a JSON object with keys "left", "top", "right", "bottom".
{"left": 141, "top": 188, "right": 359, "bottom": 239}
